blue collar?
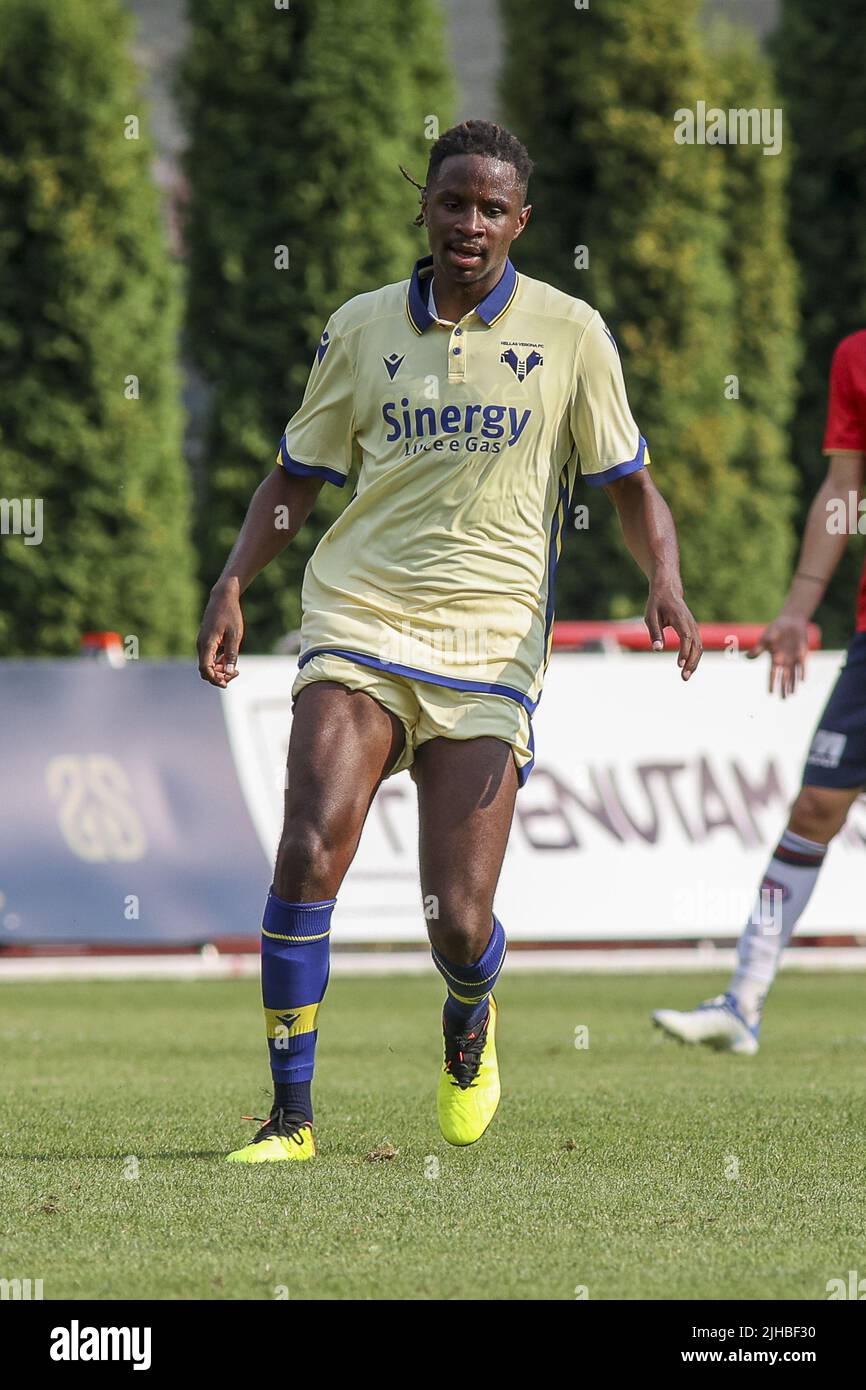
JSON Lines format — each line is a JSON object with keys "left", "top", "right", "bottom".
{"left": 406, "top": 254, "right": 518, "bottom": 333}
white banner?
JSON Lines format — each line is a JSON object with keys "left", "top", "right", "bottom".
{"left": 222, "top": 652, "right": 866, "bottom": 940}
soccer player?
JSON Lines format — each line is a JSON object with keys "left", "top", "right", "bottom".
{"left": 197, "top": 120, "right": 702, "bottom": 1162}
{"left": 653, "top": 329, "right": 866, "bottom": 1055}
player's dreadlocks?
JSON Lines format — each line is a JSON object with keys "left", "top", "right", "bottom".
{"left": 400, "top": 119, "right": 533, "bottom": 227}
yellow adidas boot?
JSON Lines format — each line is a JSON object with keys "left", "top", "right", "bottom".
{"left": 437, "top": 997, "right": 500, "bottom": 1146}
{"left": 226, "top": 1106, "right": 316, "bottom": 1163}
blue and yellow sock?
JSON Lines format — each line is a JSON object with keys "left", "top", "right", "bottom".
{"left": 261, "top": 888, "right": 334, "bottom": 1124}
{"left": 432, "top": 915, "right": 507, "bottom": 1034}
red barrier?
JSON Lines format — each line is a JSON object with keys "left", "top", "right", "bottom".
{"left": 550, "top": 620, "right": 822, "bottom": 652}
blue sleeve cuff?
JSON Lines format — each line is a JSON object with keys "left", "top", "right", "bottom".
{"left": 583, "top": 436, "right": 647, "bottom": 487}
{"left": 279, "top": 437, "right": 347, "bottom": 488}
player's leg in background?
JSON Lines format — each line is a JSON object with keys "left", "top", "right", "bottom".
{"left": 414, "top": 735, "right": 517, "bottom": 1142}
{"left": 728, "top": 783, "right": 863, "bottom": 1028}
{"left": 262, "top": 681, "right": 405, "bottom": 1124}
{"left": 653, "top": 783, "right": 862, "bottom": 1054}
{"left": 655, "top": 633, "right": 866, "bottom": 1053}
{"left": 727, "top": 634, "right": 866, "bottom": 1036}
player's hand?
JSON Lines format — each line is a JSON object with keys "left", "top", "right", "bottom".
{"left": 645, "top": 581, "right": 703, "bottom": 681}
{"left": 746, "top": 612, "right": 809, "bottom": 699}
{"left": 197, "top": 580, "right": 244, "bottom": 688}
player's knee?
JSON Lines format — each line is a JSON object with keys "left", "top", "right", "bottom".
{"left": 274, "top": 818, "right": 341, "bottom": 897}
{"left": 788, "top": 786, "right": 848, "bottom": 844}
{"left": 429, "top": 887, "right": 494, "bottom": 961}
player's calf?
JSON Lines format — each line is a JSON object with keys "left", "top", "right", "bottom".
{"left": 225, "top": 889, "right": 332, "bottom": 1164}
{"left": 431, "top": 913, "right": 506, "bottom": 1144}
{"left": 653, "top": 786, "right": 859, "bottom": 1051}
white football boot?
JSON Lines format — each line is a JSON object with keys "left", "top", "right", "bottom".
{"left": 652, "top": 993, "right": 760, "bottom": 1055}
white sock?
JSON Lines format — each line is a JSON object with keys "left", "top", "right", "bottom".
{"left": 729, "top": 829, "right": 828, "bottom": 1026}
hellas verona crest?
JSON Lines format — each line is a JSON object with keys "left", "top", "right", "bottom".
{"left": 500, "top": 340, "right": 544, "bottom": 381}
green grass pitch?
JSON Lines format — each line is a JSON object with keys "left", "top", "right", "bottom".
{"left": 1, "top": 972, "right": 864, "bottom": 1300}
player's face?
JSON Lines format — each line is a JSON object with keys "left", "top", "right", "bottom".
{"left": 423, "top": 154, "right": 531, "bottom": 290}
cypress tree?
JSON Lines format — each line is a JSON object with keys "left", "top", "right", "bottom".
{"left": 0, "top": 0, "right": 197, "bottom": 656}
{"left": 702, "top": 19, "right": 800, "bottom": 618}
{"left": 500, "top": 0, "right": 796, "bottom": 623}
{"left": 182, "top": 0, "right": 453, "bottom": 649}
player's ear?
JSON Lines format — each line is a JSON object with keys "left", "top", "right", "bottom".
{"left": 511, "top": 203, "right": 532, "bottom": 240}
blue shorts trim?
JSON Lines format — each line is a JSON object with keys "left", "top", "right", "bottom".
{"left": 297, "top": 645, "right": 540, "bottom": 716}
{"left": 517, "top": 720, "right": 536, "bottom": 786}
{"left": 801, "top": 633, "right": 866, "bottom": 790}
{"left": 296, "top": 645, "right": 539, "bottom": 786}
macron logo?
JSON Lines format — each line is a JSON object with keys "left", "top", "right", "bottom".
{"left": 383, "top": 352, "right": 405, "bottom": 380}
{"left": 50, "top": 1321, "right": 152, "bottom": 1372}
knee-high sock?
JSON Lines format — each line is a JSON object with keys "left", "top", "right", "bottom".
{"left": 432, "top": 915, "right": 507, "bottom": 1033}
{"left": 261, "top": 889, "right": 334, "bottom": 1122}
{"left": 729, "top": 829, "right": 828, "bottom": 1025}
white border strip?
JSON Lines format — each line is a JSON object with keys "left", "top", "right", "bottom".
{"left": 2, "top": 947, "right": 866, "bottom": 982}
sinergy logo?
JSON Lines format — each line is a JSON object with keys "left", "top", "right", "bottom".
{"left": 382, "top": 399, "right": 532, "bottom": 453}
{"left": 50, "top": 1321, "right": 152, "bottom": 1371}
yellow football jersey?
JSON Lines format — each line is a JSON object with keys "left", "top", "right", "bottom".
{"left": 277, "top": 254, "right": 648, "bottom": 714}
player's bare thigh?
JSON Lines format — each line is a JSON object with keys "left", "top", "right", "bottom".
{"left": 414, "top": 736, "right": 518, "bottom": 964}
{"left": 274, "top": 681, "right": 405, "bottom": 901}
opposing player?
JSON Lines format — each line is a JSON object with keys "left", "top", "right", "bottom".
{"left": 654, "top": 330, "right": 866, "bottom": 1055}
{"left": 197, "top": 120, "right": 702, "bottom": 1162}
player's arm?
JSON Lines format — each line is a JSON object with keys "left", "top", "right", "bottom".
{"left": 197, "top": 468, "right": 324, "bottom": 688}
{"left": 198, "top": 313, "right": 356, "bottom": 689}
{"left": 571, "top": 311, "right": 701, "bottom": 680}
{"left": 748, "top": 333, "right": 866, "bottom": 698}
{"left": 604, "top": 468, "right": 702, "bottom": 681}
{"left": 747, "top": 452, "right": 865, "bottom": 697}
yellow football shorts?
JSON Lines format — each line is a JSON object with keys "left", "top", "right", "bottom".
{"left": 291, "top": 652, "right": 534, "bottom": 783}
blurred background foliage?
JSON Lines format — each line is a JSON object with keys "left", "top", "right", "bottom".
{"left": 0, "top": 0, "right": 862, "bottom": 654}
{"left": 770, "top": 0, "right": 866, "bottom": 644}
{"left": 0, "top": 0, "right": 197, "bottom": 655}
{"left": 181, "top": 0, "right": 453, "bottom": 647}
{"left": 502, "top": 0, "right": 798, "bottom": 625}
